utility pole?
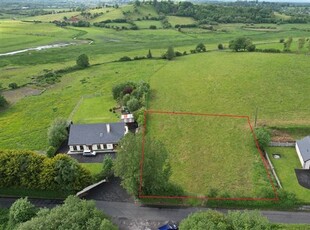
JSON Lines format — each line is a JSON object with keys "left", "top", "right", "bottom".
{"left": 254, "top": 107, "right": 258, "bottom": 128}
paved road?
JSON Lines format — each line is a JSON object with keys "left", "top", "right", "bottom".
{"left": 95, "top": 200, "right": 310, "bottom": 224}
{"left": 1, "top": 198, "right": 310, "bottom": 229}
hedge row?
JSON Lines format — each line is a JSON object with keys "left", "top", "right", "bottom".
{"left": 0, "top": 150, "right": 92, "bottom": 191}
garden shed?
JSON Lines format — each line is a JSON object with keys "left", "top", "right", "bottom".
{"left": 295, "top": 136, "right": 310, "bottom": 169}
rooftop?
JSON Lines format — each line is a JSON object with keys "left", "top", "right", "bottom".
{"left": 68, "top": 122, "right": 126, "bottom": 146}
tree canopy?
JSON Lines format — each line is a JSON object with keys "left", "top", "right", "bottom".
{"left": 229, "top": 37, "right": 255, "bottom": 52}
{"left": 17, "top": 196, "right": 117, "bottom": 230}
{"left": 76, "top": 54, "right": 90, "bottom": 68}
{"left": 114, "top": 134, "right": 183, "bottom": 197}
{"left": 47, "top": 117, "right": 68, "bottom": 148}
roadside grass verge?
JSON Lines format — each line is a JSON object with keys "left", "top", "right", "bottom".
{"left": 266, "top": 147, "right": 310, "bottom": 203}
{"left": 0, "top": 188, "right": 72, "bottom": 199}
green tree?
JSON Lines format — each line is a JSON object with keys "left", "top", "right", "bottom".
{"left": 17, "top": 196, "right": 117, "bottom": 230}
{"left": 179, "top": 210, "right": 227, "bottom": 230}
{"left": 196, "top": 43, "right": 206, "bottom": 52}
{"left": 8, "top": 197, "right": 37, "bottom": 229}
{"left": 166, "top": 46, "right": 175, "bottom": 60}
{"left": 229, "top": 37, "right": 253, "bottom": 52}
{"left": 254, "top": 127, "right": 271, "bottom": 150}
{"left": 47, "top": 118, "right": 68, "bottom": 148}
{"left": 298, "top": 37, "right": 306, "bottom": 52}
{"left": 101, "top": 155, "right": 114, "bottom": 179}
{"left": 218, "top": 43, "right": 224, "bottom": 50}
{"left": 127, "top": 97, "right": 140, "bottom": 112}
{"left": 147, "top": 49, "right": 152, "bottom": 59}
{"left": 76, "top": 54, "right": 90, "bottom": 68}
{"left": 283, "top": 37, "right": 293, "bottom": 52}
{"left": 114, "top": 134, "right": 172, "bottom": 196}
{"left": 46, "top": 146, "right": 56, "bottom": 158}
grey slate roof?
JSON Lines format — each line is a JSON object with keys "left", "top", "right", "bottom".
{"left": 296, "top": 136, "right": 310, "bottom": 162}
{"left": 68, "top": 122, "right": 125, "bottom": 145}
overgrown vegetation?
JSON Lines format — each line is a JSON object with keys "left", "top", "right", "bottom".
{"left": 47, "top": 117, "right": 69, "bottom": 149}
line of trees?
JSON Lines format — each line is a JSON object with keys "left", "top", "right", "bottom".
{"left": 0, "top": 150, "right": 92, "bottom": 191}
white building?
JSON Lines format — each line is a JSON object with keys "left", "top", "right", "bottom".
{"left": 295, "top": 136, "right": 310, "bottom": 169}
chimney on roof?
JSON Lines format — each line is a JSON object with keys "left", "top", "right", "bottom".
{"left": 106, "top": 124, "right": 110, "bottom": 133}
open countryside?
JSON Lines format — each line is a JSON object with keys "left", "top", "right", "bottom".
{"left": 1, "top": 0, "right": 310, "bottom": 229}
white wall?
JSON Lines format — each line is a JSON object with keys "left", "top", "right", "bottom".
{"left": 295, "top": 143, "right": 305, "bottom": 168}
{"left": 305, "top": 160, "right": 310, "bottom": 169}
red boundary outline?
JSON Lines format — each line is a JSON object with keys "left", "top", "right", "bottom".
{"left": 139, "top": 110, "right": 279, "bottom": 202}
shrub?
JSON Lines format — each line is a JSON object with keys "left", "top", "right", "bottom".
{"left": 246, "top": 44, "right": 256, "bottom": 52}
{"left": 119, "top": 56, "right": 132, "bottom": 62}
{"left": 279, "top": 38, "right": 285, "bottom": 43}
{"left": 0, "top": 95, "right": 8, "bottom": 108}
{"left": 218, "top": 43, "right": 224, "bottom": 50}
{"left": 8, "top": 83, "right": 18, "bottom": 89}
{"left": 254, "top": 127, "right": 271, "bottom": 150}
{"left": 46, "top": 146, "right": 56, "bottom": 158}
{"left": 196, "top": 43, "right": 206, "bottom": 52}
{"left": 149, "top": 25, "right": 157, "bottom": 29}
{"left": 175, "top": 51, "right": 183, "bottom": 56}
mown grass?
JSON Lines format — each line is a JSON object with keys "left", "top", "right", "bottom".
{"left": 81, "top": 163, "right": 102, "bottom": 176}
{"left": 24, "top": 11, "right": 79, "bottom": 22}
{"left": 134, "top": 20, "right": 162, "bottom": 29}
{"left": 266, "top": 147, "right": 310, "bottom": 203}
{"left": 72, "top": 94, "right": 119, "bottom": 124}
{"left": 146, "top": 113, "right": 273, "bottom": 198}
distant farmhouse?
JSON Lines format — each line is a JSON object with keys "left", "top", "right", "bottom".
{"left": 68, "top": 122, "right": 128, "bottom": 154}
{"left": 295, "top": 136, "right": 310, "bottom": 170}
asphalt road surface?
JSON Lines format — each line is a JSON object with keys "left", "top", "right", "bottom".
{"left": 1, "top": 198, "right": 310, "bottom": 229}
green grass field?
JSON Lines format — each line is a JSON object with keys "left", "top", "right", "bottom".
{"left": 134, "top": 20, "right": 162, "bottom": 29}
{"left": 266, "top": 147, "right": 310, "bottom": 203}
{"left": 167, "top": 16, "right": 196, "bottom": 27}
{"left": 147, "top": 113, "right": 272, "bottom": 198}
{"left": 72, "top": 94, "right": 119, "bottom": 124}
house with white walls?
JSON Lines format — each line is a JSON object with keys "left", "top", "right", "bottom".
{"left": 68, "top": 122, "right": 128, "bottom": 154}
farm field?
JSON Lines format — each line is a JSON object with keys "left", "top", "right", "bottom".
{"left": 267, "top": 147, "right": 310, "bottom": 203}
{"left": 146, "top": 112, "right": 273, "bottom": 198}
{"left": 149, "top": 52, "right": 310, "bottom": 126}
{"left": 167, "top": 16, "right": 196, "bottom": 27}
{"left": 0, "top": 60, "right": 165, "bottom": 150}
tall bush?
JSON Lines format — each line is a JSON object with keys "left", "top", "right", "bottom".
{"left": 47, "top": 118, "right": 68, "bottom": 148}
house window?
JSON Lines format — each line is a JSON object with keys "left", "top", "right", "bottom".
{"left": 80, "top": 145, "right": 84, "bottom": 150}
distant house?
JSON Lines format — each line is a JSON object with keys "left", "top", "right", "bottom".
{"left": 295, "top": 136, "right": 310, "bottom": 169}
{"left": 68, "top": 122, "right": 128, "bottom": 153}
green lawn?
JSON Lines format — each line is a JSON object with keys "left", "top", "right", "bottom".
{"left": 81, "top": 163, "right": 102, "bottom": 176}
{"left": 266, "top": 147, "right": 310, "bottom": 203}
{"left": 147, "top": 113, "right": 272, "bottom": 198}
{"left": 72, "top": 95, "right": 119, "bottom": 124}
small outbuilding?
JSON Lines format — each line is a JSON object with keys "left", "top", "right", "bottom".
{"left": 295, "top": 136, "right": 310, "bottom": 169}
{"left": 68, "top": 122, "right": 128, "bottom": 154}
